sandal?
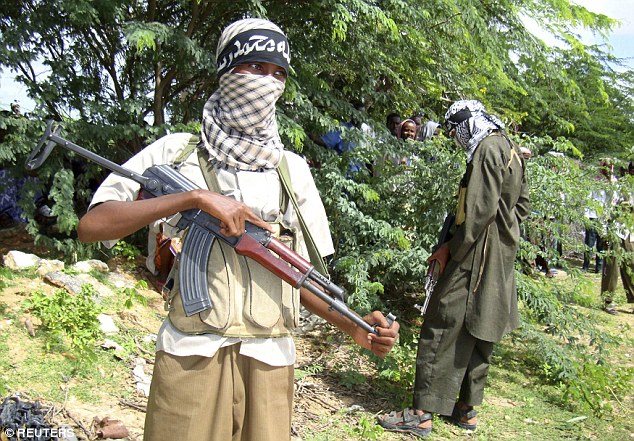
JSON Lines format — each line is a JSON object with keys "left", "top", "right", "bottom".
{"left": 603, "top": 304, "right": 618, "bottom": 315}
{"left": 376, "top": 408, "right": 432, "bottom": 437}
{"left": 449, "top": 404, "right": 477, "bottom": 430}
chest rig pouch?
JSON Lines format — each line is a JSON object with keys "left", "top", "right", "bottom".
{"left": 165, "top": 137, "right": 323, "bottom": 337}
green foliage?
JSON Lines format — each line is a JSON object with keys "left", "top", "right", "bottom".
{"left": 23, "top": 285, "right": 103, "bottom": 359}
{"left": 119, "top": 280, "right": 148, "bottom": 309}
{"left": 308, "top": 134, "right": 464, "bottom": 312}
{"left": 47, "top": 168, "right": 79, "bottom": 234}
{"left": 350, "top": 414, "right": 385, "bottom": 440}
{"left": 112, "top": 240, "right": 142, "bottom": 261}
{"left": 295, "top": 362, "right": 324, "bottom": 381}
{"left": 336, "top": 369, "right": 367, "bottom": 389}
{"left": 561, "top": 358, "right": 633, "bottom": 416}
{"left": 373, "top": 330, "right": 419, "bottom": 407}
{"left": 0, "top": 267, "right": 15, "bottom": 290}
{"left": 516, "top": 273, "right": 634, "bottom": 416}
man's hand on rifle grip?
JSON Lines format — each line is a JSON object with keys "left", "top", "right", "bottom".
{"left": 193, "top": 189, "right": 272, "bottom": 236}
{"left": 354, "top": 311, "right": 400, "bottom": 359}
{"left": 427, "top": 242, "right": 450, "bottom": 276}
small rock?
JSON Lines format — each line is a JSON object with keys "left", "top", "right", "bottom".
{"left": 3, "top": 250, "right": 41, "bottom": 270}
{"left": 132, "top": 358, "right": 151, "bottom": 397}
{"left": 44, "top": 271, "right": 89, "bottom": 295}
{"left": 100, "top": 339, "right": 124, "bottom": 352}
{"left": 105, "top": 272, "right": 136, "bottom": 289}
{"left": 44, "top": 271, "right": 114, "bottom": 300}
{"left": 24, "top": 318, "right": 35, "bottom": 337}
{"left": 73, "top": 259, "right": 109, "bottom": 273}
{"left": 97, "top": 314, "right": 119, "bottom": 334}
{"left": 36, "top": 259, "right": 65, "bottom": 276}
{"left": 92, "top": 416, "right": 130, "bottom": 439}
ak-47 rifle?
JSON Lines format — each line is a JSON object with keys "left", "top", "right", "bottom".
{"left": 415, "top": 214, "right": 454, "bottom": 316}
{"left": 27, "top": 121, "right": 395, "bottom": 334}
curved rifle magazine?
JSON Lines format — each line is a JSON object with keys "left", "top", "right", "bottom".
{"left": 179, "top": 222, "right": 215, "bottom": 316}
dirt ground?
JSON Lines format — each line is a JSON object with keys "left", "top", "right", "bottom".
{"left": 0, "top": 226, "right": 388, "bottom": 441}
{"left": 2, "top": 225, "right": 633, "bottom": 441}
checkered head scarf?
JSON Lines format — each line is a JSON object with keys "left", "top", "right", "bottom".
{"left": 201, "top": 18, "right": 290, "bottom": 171}
{"left": 444, "top": 100, "right": 505, "bottom": 162}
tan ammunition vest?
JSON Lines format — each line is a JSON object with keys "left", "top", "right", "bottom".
{"left": 167, "top": 225, "right": 301, "bottom": 337}
{"left": 164, "top": 136, "right": 326, "bottom": 337}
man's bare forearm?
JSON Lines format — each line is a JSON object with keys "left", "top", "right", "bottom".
{"left": 300, "top": 287, "right": 399, "bottom": 358}
{"left": 77, "top": 188, "right": 274, "bottom": 243}
{"left": 77, "top": 191, "right": 201, "bottom": 243}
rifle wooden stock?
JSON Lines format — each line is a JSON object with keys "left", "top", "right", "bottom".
{"left": 235, "top": 233, "right": 381, "bottom": 334}
{"left": 29, "top": 121, "right": 393, "bottom": 334}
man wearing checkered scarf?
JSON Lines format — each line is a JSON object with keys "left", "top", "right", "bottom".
{"left": 78, "top": 18, "right": 398, "bottom": 441}
{"left": 379, "top": 100, "right": 530, "bottom": 437}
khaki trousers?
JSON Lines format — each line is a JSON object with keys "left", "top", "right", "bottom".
{"left": 143, "top": 346, "right": 294, "bottom": 441}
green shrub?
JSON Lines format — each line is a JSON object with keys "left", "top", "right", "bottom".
{"left": 23, "top": 285, "right": 103, "bottom": 359}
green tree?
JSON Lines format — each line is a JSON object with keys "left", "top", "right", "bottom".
{"left": 0, "top": 0, "right": 631, "bottom": 292}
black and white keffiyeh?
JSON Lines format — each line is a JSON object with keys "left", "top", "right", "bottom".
{"left": 444, "top": 100, "right": 505, "bottom": 162}
{"left": 200, "top": 18, "right": 289, "bottom": 171}
{"left": 201, "top": 73, "right": 285, "bottom": 171}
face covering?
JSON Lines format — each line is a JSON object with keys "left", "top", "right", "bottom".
{"left": 444, "top": 100, "right": 505, "bottom": 162}
{"left": 200, "top": 73, "right": 285, "bottom": 171}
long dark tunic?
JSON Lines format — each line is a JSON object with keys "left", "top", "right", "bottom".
{"left": 442, "top": 132, "right": 530, "bottom": 342}
{"left": 413, "top": 132, "right": 530, "bottom": 415}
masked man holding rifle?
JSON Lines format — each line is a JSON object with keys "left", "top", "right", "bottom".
{"left": 77, "top": 18, "right": 398, "bottom": 441}
{"left": 378, "top": 100, "right": 529, "bottom": 437}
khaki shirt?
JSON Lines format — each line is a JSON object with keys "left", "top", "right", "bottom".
{"left": 89, "top": 133, "right": 334, "bottom": 365}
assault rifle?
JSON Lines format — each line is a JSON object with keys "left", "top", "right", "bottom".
{"left": 27, "top": 121, "right": 395, "bottom": 335}
{"left": 415, "top": 214, "right": 454, "bottom": 316}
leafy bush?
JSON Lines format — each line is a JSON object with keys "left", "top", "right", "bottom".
{"left": 306, "top": 131, "right": 462, "bottom": 312}
{"left": 23, "top": 285, "right": 103, "bottom": 359}
{"left": 350, "top": 414, "right": 385, "bottom": 440}
{"left": 516, "top": 273, "right": 634, "bottom": 415}
{"left": 119, "top": 280, "right": 149, "bottom": 309}
{"left": 112, "top": 240, "right": 142, "bottom": 262}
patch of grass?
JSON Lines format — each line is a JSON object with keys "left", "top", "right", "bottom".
{"left": 298, "top": 342, "right": 632, "bottom": 441}
{"left": 479, "top": 343, "right": 632, "bottom": 441}
{"left": 300, "top": 411, "right": 385, "bottom": 441}
{"left": 0, "top": 317, "right": 130, "bottom": 403}
{"left": 0, "top": 332, "right": 12, "bottom": 396}
{"left": 299, "top": 266, "right": 634, "bottom": 440}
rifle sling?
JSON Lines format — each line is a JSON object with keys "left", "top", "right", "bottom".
{"left": 276, "top": 155, "right": 329, "bottom": 277}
